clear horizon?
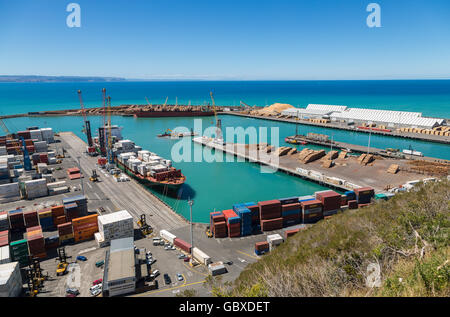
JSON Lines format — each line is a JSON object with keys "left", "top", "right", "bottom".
{"left": 1, "top": 0, "right": 449, "bottom": 80}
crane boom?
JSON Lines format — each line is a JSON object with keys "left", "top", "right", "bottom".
{"left": 106, "top": 96, "right": 114, "bottom": 164}
{"left": 210, "top": 92, "right": 223, "bottom": 141}
{"left": 77, "top": 90, "right": 93, "bottom": 147}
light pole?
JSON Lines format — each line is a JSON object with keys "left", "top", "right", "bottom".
{"left": 77, "top": 156, "right": 85, "bottom": 196}
{"left": 188, "top": 198, "right": 194, "bottom": 263}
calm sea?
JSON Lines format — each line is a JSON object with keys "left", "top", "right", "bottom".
{"left": 1, "top": 80, "right": 449, "bottom": 222}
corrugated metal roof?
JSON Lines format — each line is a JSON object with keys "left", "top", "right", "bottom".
{"left": 306, "top": 104, "right": 348, "bottom": 112}
{"left": 110, "top": 237, "right": 134, "bottom": 253}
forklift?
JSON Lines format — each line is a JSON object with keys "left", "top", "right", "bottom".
{"left": 26, "top": 258, "right": 48, "bottom": 297}
{"left": 56, "top": 247, "right": 69, "bottom": 276}
{"left": 205, "top": 226, "right": 213, "bottom": 238}
{"left": 137, "top": 214, "right": 153, "bottom": 237}
{"left": 90, "top": 169, "right": 99, "bottom": 182}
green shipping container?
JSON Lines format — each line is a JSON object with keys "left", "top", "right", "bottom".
{"left": 375, "top": 193, "right": 388, "bottom": 201}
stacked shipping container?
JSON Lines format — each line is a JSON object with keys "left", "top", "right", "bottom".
{"left": 57, "top": 223, "right": 74, "bottom": 244}
{"left": 72, "top": 214, "right": 98, "bottom": 242}
{"left": 222, "top": 210, "right": 241, "bottom": 238}
{"left": 26, "top": 226, "right": 46, "bottom": 259}
{"left": 258, "top": 200, "right": 283, "bottom": 232}
{"left": 315, "top": 190, "right": 341, "bottom": 217}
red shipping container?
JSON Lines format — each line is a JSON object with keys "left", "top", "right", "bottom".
{"left": 57, "top": 222, "right": 73, "bottom": 235}
{"left": 255, "top": 241, "right": 269, "bottom": 251}
{"left": 222, "top": 210, "right": 238, "bottom": 223}
{"left": 212, "top": 214, "right": 225, "bottom": 223}
{"left": 51, "top": 205, "right": 65, "bottom": 217}
{"left": 24, "top": 210, "right": 39, "bottom": 228}
{"left": 315, "top": 191, "right": 341, "bottom": 212}
{"left": 348, "top": 200, "right": 358, "bottom": 209}
{"left": 174, "top": 238, "right": 192, "bottom": 253}
{"left": 301, "top": 199, "right": 323, "bottom": 210}
{"left": 284, "top": 228, "right": 300, "bottom": 239}
{"left": 282, "top": 203, "right": 301, "bottom": 211}
{"left": 260, "top": 218, "right": 283, "bottom": 232}
{"left": 0, "top": 230, "right": 9, "bottom": 247}
{"left": 282, "top": 213, "right": 300, "bottom": 222}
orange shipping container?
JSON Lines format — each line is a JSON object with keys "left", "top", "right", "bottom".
{"left": 51, "top": 205, "right": 65, "bottom": 217}
{"left": 73, "top": 222, "right": 98, "bottom": 233}
{"left": 72, "top": 214, "right": 98, "bottom": 227}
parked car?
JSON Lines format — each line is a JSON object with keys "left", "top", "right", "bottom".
{"left": 150, "top": 269, "right": 160, "bottom": 279}
{"left": 90, "top": 284, "right": 102, "bottom": 293}
{"left": 183, "top": 257, "right": 190, "bottom": 262}
{"left": 163, "top": 273, "right": 171, "bottom": 285}
{"left": 178, "top": 254, "right": 186, "bottom": 259}
{"left": 95, "top": 260, "right": 104, "bottom": 268}
{"left": 66, "top": 288, "right": 80, "bottom": 296}
{"left": 225, "top": 261, "right": 233, "bottom": 265}
{"left": 76, "top": 255, "right": 87, "bottom": 261}
{"left": 91, "top": 288, "right": 102, "bottom": 297}
{"left": 170, "top": 246, "right": 176, "bottom": 250}
{"left": 177, "top": 273, "right": 183, "bottom": 281}
{"left": 92, "top": 279, "right": 103, "bottom": 285}
{"left": 66, "top": 293, "right": 77, "bottom": 298}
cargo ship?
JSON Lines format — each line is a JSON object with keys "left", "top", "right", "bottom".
{"left": 134, "top": 110, "right": 214, "bottom": 118}
{"left": 114, "top": 140, "right": 185, "bottom": 190}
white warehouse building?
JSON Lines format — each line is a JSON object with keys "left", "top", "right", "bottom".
{"left": 281, "top": 104, "right": 445, "bottom": 129}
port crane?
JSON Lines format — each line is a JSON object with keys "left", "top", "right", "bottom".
{"left": 106, "top": 96, "right": 114, "bottom": 164}
{"left": 0, "top": 118, "right": 31, "bottom": 170}
{"left": 77, "top": 90, "right": 93, "bottom": 149}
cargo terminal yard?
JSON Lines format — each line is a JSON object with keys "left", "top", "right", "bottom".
{"left": 0, "top": 97, "right": 449, "bottom": 298}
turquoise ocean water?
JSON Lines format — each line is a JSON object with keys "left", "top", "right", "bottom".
{"left": 1, "top": 81, "right": 449, "bottom": 222}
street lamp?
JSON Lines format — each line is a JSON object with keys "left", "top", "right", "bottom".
{"left": 188, "top": 198, "right": 194, "bottom": 263}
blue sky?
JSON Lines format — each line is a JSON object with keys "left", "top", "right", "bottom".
{"left": 0, "top": 0, "right": 449, "bottom": 80}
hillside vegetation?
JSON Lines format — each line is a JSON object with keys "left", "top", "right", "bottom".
{"left": 215, "top": 181, "right": 450, "bottom": 297}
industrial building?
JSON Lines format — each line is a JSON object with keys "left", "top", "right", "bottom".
{"left": 281, "top": 104, "right": 446, "bottom": 129}
{"left": 102, "top": 237, "right": 136, "bottom": 297}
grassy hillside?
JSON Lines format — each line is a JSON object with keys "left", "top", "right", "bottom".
{"left": 217, "top": 180, "right": 450, "bottom": 297}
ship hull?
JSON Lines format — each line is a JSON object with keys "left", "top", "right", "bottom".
{"left": 116, "top": 161, "right": 184, "bottom": 190}
{"left": 134, "top": 111, "right": 215, "bottom": 118}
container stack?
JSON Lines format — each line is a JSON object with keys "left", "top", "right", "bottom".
{"left": 174, "top": 238, "right": 192, "bottom": 253}
{"left": 33, "top": 141, "right": 48, "bottom": 153}
{"left": 0, "top": 183, "right": 20, "bottom": 203}
{"left": 222, "top": 210, "right": 241, "bottom": 238}
{"left": 40, "top": 128, "right": 54, "bottom": 143}
{"left": 354, "top": 187, "right": 375, "bottom": 204}
{"left": 301, "top": 199, "right": 323, "bottom": 224}
{"left": 29, "top": 129, "right": 43, "bottom": 142}
{"left": 315, "top": 190, "right": 341, "bottom": 217}
{"left": 245, "top": 203, "right": 260, "bottom": 227}
{"left": 24, "top": 179, "right": 48, "bottom": 199}
{"left": 8, "top": 209, "right": 25, "bottom": 231}
{"left": 51, "top": 205, "right": 66, "bottom": 226}
{"left": 63, "top": 195, "right": 88, "bottom": 217}
{"left": 0, "top": 230, "right": 9, "bottom": 248}
{"left": 9, "top": 239, "right": 29, "bottom": 266}
{"left": 57, "top": 223, "right": 74, "bottom": 244}
{"left": 0, "top": 211, "right": 8, "bottom": 231}
{"left": 44, "top": 235, "right": 59, "bottom": 250}
{"left": 254, "top": 241, "right": 269, "bottom": 255}
{"left": 258, "top": 200, "right": 283, "bottom": 232}
{"left": 72, "top": 214, "right": 98, "bottom": 243}
{"left": 233, "top": 206, "right": 252, "bottom": 236}
{"left": 26, "top": 226, "right": 46, "bottom": 259}
{"left": 64, "top": 203, "right": 79, "bottom": 221}
{"left": 97, "top": 210, "right": 134, "bottom": 244}
{"left": 209, "top": 212, "right": 227, "bottom": 238}
{"left": 281, "top": 202, "right": 301, "bottom": 226}
{"left": 0, "top": 262, "right": 23, "bottom": 297}
{"left": 23, "top": 210, "right": 39, "bottom": 228}
{"left": 38, "top": 208, "right": 54, "bottom": 230}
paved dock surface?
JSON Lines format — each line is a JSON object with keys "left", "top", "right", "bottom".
{"left": 220, "top": 112, "right": 450, "bottom": 145}
{"left": 193, "top": 137, "right": 431, "bottom": 193}
{"left": 59, "top": 132, "right": 187, "bottom": 231}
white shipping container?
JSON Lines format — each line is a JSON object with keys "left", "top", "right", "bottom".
{"left": 0, "top": 261, "right": 22, "bottom": 297}
{"left": 208, "top": 262, "right": 227, "bottom": 276}
{"left": 0, "top": 246, "right": 11, "bottom": 264}
{"left": 0, "top": 183, "right": 20, "bottom": 198}
{"left": 160, "top": 230, "right": 176, "bottom": 244}
{"left": 267, "top": 234, "right": 284, "bottom": 246}
{"left": 192, "top": 247, "right": 212, "bottom": 265}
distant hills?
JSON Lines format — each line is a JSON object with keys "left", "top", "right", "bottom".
{"left": 0, "top": 75, "right": 127, "bottom": 83}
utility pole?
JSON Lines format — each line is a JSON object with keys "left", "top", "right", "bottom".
{"left": 77, "top": 156, "right": 84, "bottom": 196}
{"left": 188, "top": 198, "right": 194, "bottom": 263}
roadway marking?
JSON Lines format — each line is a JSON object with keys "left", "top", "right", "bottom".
{"left": 183, "top": 263, "right": 209, "bottom": 277}
{"left": 78, "top": 247, "right": 97, "bottom": 255}
{"left": 86, "top": 182, "right": 93, "bottom": 189}
{"left": 236, "top": 250, "right": 260, "bottom": 260}
{"left": 94, "top": 193, "right": 102, "bottom": 201}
